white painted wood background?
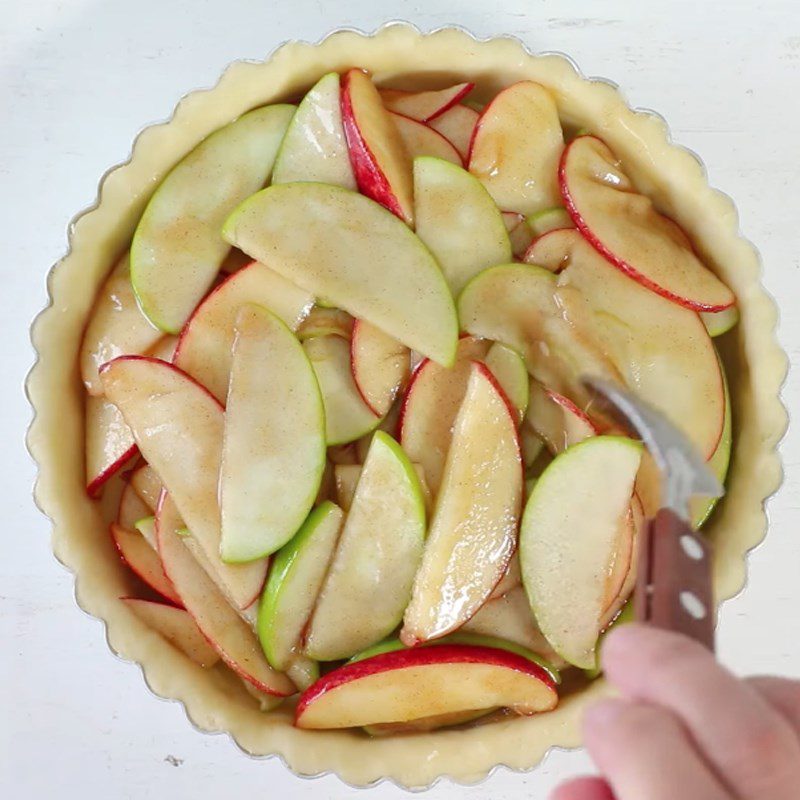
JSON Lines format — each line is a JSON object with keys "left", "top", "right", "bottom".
{"left": 2, "top": 2, "right": 799, "bottom": 797}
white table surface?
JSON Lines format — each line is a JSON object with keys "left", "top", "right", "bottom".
{"left": 2, "top": 1, "right": 799, "bottom": 797}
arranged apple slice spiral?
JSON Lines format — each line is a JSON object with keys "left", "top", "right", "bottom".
{"left": 82, "top": 69, "right": 738, "bottom": 735}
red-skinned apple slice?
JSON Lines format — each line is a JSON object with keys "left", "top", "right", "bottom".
{"left": 549, "top": 230, "right": 724, "bottom": 457}
{"left": 129, "top": 464, "right": 163, "bottom": 512}
{"left": 468, "top": 81, "right": 564, "bottom": 215}
{"left": 303, "top": 335, "right": 381, "bottom": 445}
{"left": 527, "top": 207, "right": 573, "bottom": 238}
{"left": 341, "top": 69, "right": 414, "bottom": 225}
{"left": 399, "top": 336, "right": 490, "bottom": 495}
{"left": 220, "top": 305, "right": 326, "bottom": 561}
{"left": 389, "top": 113, "right": 462, "bottom": 165}
{"left": 173, "top": 260, "right": 313, "bottom": 402}
{"left": 462, "top": 586, "right": 564, "bottom": 667}
{"left": 489, "top": 552, "right": 522, "bottom": 599}
{"left": 526, "top": 381, "right": 597, "bottom": 454}
{"left": 523, "top": 226, "right": 576, "bottom": 272}
{"left": 559, "top": 135, "right": 735, "bottom": 311}
{"left": 258, "top": 501, "right": 344, "bottom": 671}
{"left": 380, "top": 83, "right": 474, "bottom": 122}
{"left": 144, "top": 335, "right": 179, "bottom": 362}
{"left": 222, "top": 182, "right": 458, "bottom": 367}
{"left": 121, "top": 597, "right": 219, "bottom": 667}
{"left": 80, "top": 253, "right": 162, "bottom": 395}
{"left": 413, "top": 157, "right": 512, "bottom": 296}
{"left": 502, "top": 212, "right": 534, "bottom": 257}
{"left": 296, "top": 307, "right": 354, "bottom": 341}
{"left": 429, "top": 104, "right": 479, "bottom": 162}
{"left": 272, "top": 72, "right": 356, "bottom": 189}
{"left": 601, "top": 494, "right": 643, "bottom": 629}
{"left": 100, "top": 357, "right": 268, "bottom": 608}
{"left": 402, "top": 364, "right": 522, "bottom": 645}
{"left": 350, "top": 319, "right": 410, "bottom": 417}
{"left": 117, "top": 482, "right": 151, "bottom": 532}
{"left": 520, "top": 436, "right": 643, "bottom": 669}
{"left": 85, "top": 395, "right": 137, "bottom": 497}
{"left": 295, "top": 644, "right": 557, "bottom": 729}
{"left": 305, "top": 432, "right": 426, "bottom": 661}
{"left": 111, "top": 521, "right": 182, "bottom": 605}
{"left": 156, "top": 493, "right": 295, "bottom": 697}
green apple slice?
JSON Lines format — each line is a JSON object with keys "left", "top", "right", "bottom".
{"left": 402, "top": 364, "right": 522, "bottom": 644}
{"left": 222, "top": 182, "right": 458, "bottom": 366}
{"left": 468, "top": 81, "right": 564, "bottom": 215}
{"left": 350, "top": 319, "right": 410, "bottom": 417}
{"left": 484, "top": 342, "right": 528, "bottom": 423}
{"left": 560, "top": 136, "right": 735, "bottom": 312}
{"left": 272, "top": 72, "right": 356, "bottom": 189}
{"left": 413, "top": 157, "right": 512, "bottom": 296}
{"left": 117, "top": 483, "right": 150, "bottom": 532}
{"left": 701, "top": 306, "right": 739, "bottom": 337}
{"left": 122, "top": 597, "right": 219, "bottom": 667}
{"left": 80, "top": 253, "right": 161, "bottom": 395}
{"left": 131, "top": 104, "right": 295, "bottom": 333}
{"left": 399, "top": 336, "right": 490, "bottom": 495}
{"left": 219, "top": 305, "right": 326, "bottom": 561}
{"left": 129, "top": 464, "right": 163, "bottom": 512}
{"left": 520, "top": 436, "right": 643, "bottom": 669}
{"left": 305, "top": 432, "right": 425, "bottom": 660}
{"left": 156, "top": 494, "right": 295, "bottom": 697}
{"left": 527, "top": 207, "right": 573, "bottom": 238}
{"left": 502, "top": 212, "right": 534, "bottom": 257}
{"left": 85, "top": 395, "right": 137, "bottom": 498}
{"left": 173, "top": 260, "right": 313, "bottom": 403}
{"left": 303, "top": 335, "right": 380, "bottom": 445}
{"left": 296, "top": 306, "right": 354, "bottom": 341}
{"left": 390, "top": 114, "right": 461, "bottom": 165}
{"left": 429, "top": 104, "right": 479, "bottom": 162}
{"left": 100, "top": 356, "right": 268, "bottom": 608}
{"left": 334, "top": 462, "right": 431, "bottom": 514}
{"left": 258, "top": 501, "right": 344, "bottom": 671}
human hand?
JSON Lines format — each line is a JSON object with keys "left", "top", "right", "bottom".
{"left": 551, "top": 623, "right": 800, "bottom": 800}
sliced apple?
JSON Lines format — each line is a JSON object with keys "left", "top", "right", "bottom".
{"left": 701, "top": 306, "right": 739, "bottom": 337}
{"left": 144, "top": 335, "right": 179, "bottom": 362}
{"left": 502, "top": 211, "right": 534, "bottom": 257}
{"left": 272, "top": 72, "right": 356, "bottom": 189}
{"left": 353, "top": 395, "right": 403, "bottom": 463}
{"left": 380, "top": 82, "right": 474, "bottom": 122}
{"left": 341, "top": 69, "right": 414, "bottom": 225}
{"left": 85, "top": 395, "right": 137, "bottom": 497}
{"left": 80, "top": 253, "right": 162, "bottom": 395}
{"left": 559, "top": 135, "right": 735, "bottom": 311}
{"left": 111, "top": 521, "right": 181, "bottom": 605}
{"left": 550, "top": 230, "right": 724, "bottom": 458}
{"left": 258, "top": 501, "right": 343, "bottom": 671}
{"left": 173, "top": 260, "right": 313, "bottom": 402}
{"left": 429, "top": 104, "right": 479, "bottom": 162}
{"left": 303, "top": 335, "right": 380, "bottom": 445}
{"left": 364, "top": 709, "right": 491, "bottom": 736}
{"left": 523, "top": 226, "right": 575, "bottom": 272}
{"left": 131, "top": 104, "right": 295, "bottom": 333}
{"left": 296, "top": 306, "right": 354, "bottom": 341}
{"left": 121, "top": 597, "right": 219, "bottom": 667}
{"left": 305, "top": 432, "right": 425, "bottom": 660}
{"left": 413, "top": 157, "right": 512, "bottom": 296}
{"left": 156, "top": 494, "right": 295, "bottom": 697}
{"left": 220, "top": 305, "right": 326, "bottom": 561}
{"left": 133, "top": 515, "right": 159, "bottom": 551}
{"left": 484, "top": 342, "right": 528, "bottom": 423}
{"left": 335, "top": 462, "right": 431, "bottom": 515}
{"left": 468, "top": 82, "right": 564, "bottom": 215}
{"left": 390, "top": 113, "right": 462, "bottom": 165}
{"left": 223, "top": 182, "right": 458, "bottom": 366}
{"left": 399, "top": 336, "right": 490, "bottom": 495}
{"left": 350, "top": 319, "right": 410, "bottom": 417}
{"left": 129, "top": 464, "right": 163, "bottom": 512}
{"left": 402, "top": 364, "right": 522, "bottom": 644}
{"left": 526, "top": 380, "right": 597, "bottom": 454}
{"left": 489, "top": 552, "right": 522, "bottom": 599}
{"left": 100, "top": 357, "right": 268, "bottom": 608}
{"left": 117, "top": 482, "right": 151, "bottom": 532}
{"left": 527, "top": 206, "right": 573, "bottom": 238}
{"left": 601, "top": 494, "right": 643, "bottom": 628}
{"left": 296, "top": 644, "right": 557, "bottom": 729}
{"left": 521, "top": 425, "right": 546, "bottom": 470}
{"left": 520, "top": 436, "right": 643, "bottom": 669}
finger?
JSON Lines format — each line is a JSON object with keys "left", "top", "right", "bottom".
{"left": 602, "top": 624, "right": 800, "bottom": 800}
{"left": 748, "top": 677, "right": 800, "bottom": 737}
{"left": 550, "top": 776, "right": 616, "bottom": 800}
{"left": 583, "top": 699, "right": 730, "bottom": 800}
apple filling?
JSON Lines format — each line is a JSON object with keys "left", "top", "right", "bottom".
{"left": 82, "top": 69, "right": 735, "bottom": 733}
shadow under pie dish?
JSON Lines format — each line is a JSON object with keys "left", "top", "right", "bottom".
{"left": 26, "top": 22, "right": 787, "bottom": 790}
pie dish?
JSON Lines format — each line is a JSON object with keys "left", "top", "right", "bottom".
{"left": 26, "top": 22, "right": 787, "bottom": 789}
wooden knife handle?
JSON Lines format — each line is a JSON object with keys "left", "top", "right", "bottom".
{"left": 634, "top": 508, "right": 715, "bottom": 651}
